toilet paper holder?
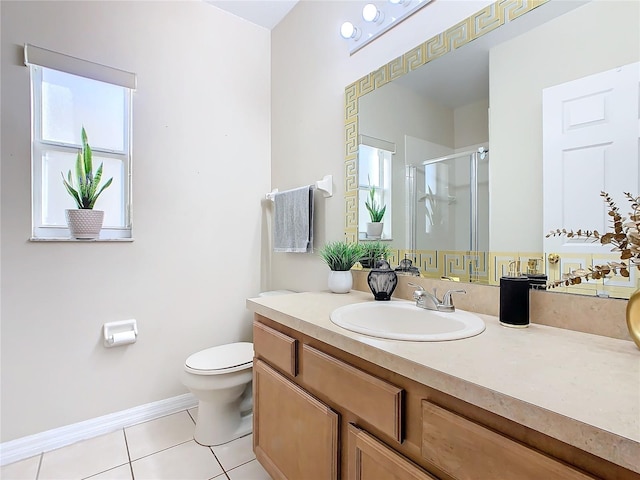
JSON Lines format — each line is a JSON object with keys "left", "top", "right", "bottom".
{"left": 103, "top": 319, "right": 138, "bottom": 347}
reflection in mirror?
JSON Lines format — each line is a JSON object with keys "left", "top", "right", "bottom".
{"left": 358, "top": 135, "right": 395, "bottom": 241}
{"left": 345, "top": 0, "right": 640, "bottom": 298}
{"left": 409, "top": 148, "right": 490, "bottom": 283}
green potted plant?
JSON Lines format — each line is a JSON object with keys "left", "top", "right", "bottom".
{"left": 318, "top": 241, "right": 365, "bottom": 293}
{"left": 365, "top": 185, "right": 386, "bottom": 239}
{"left": 61, "top": 127, "right": 113, "bottom": 239}
{"left": 360, "top": 240, "right": 391, "bottom": 269}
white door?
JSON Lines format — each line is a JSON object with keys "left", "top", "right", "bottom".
{"left": 543, "top": 62, "right": 639, "bottom": 258}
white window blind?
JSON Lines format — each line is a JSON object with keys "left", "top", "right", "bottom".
{"left": 24, "top": 44, "right": 136, "bottom": 89}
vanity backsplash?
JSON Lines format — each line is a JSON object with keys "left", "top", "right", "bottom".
{"left": 351, "top": 270, "right": 630, "bottom": 342}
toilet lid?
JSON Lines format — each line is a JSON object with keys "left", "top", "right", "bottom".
{"left": 185, "top": 342, "right": 253, "bottom": 375}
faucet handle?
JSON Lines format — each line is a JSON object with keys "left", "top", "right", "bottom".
{"left": 442, "top": 289, "right": 466, "bottom": 308}
{"left": 407, "top": 282, "right": 425, "bottom": 301}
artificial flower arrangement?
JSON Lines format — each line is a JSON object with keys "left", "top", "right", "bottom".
{"left": 546, "top": 192, "right": 640, "bottom": 288}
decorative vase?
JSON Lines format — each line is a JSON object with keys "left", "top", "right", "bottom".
{"left": 65, "top": 209, "right": 104, "bottom": 239}
{"left": 328, "top": 270, "right": 353, "bottom": 294}
{"left": 366, "top": 222, "right": 383, "bottom": 239}
{"left": 626, "top": 287, "right": 640, "bottom": 349}
{"left": 359, "top": 257, "right": 374, "bottom": 269}
{"left": 367, "top": 260, "right": 398, "bottom": 301}
{"left": 395, "top": 257, "right": 421, "bottom": 276}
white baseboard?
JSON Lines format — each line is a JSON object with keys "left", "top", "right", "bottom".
{"left": 0, "top": 393, "right": 198, "bottom": 467}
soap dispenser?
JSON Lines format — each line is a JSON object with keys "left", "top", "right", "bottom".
{"left": 525, "top": 258, "right": 548, "bottom": 290}
{"left": 499, "top": 260, "right": 530, "bottom": 328}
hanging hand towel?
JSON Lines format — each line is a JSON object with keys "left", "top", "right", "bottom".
{"left": 273, "top": 185, "right": 314, "bottom": 253}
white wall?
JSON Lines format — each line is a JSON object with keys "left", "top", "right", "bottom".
{"left": 489, "top": 0, "right": 639, "bottom": 251}
{"left": 0, "top": 1, "right": 270, "bottom": 442}
{"left": 269, "top": 0, "right": 493, "bottom": 292}
{"left": 454, "top": 99, "right": 489, "bottom": 150}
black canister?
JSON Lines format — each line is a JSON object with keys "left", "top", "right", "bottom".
{"left": 367, "top": 260, "right": 398, "bottom": 301}
{"left": 499, "top": 276, "right": 530, "bottom": 327}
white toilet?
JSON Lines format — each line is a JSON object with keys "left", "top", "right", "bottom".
{"left": 182, "top": 342, "right": 254, "bottom": 446}
{"left": 182, "top": 290, "right": 295, "bottom": 446}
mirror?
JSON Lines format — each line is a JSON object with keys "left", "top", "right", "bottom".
{"left": 344, "top": 0, "right": 639, "bottom": 298}
{"left": 357, "top": 138, "right": 395, "bottom": 241}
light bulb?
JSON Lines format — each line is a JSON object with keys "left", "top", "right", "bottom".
{"left": 340, "top": 21, "right": 361, "bottom": 40}
{"left": 362, "top": 4, "right": 384, "bottom": 23}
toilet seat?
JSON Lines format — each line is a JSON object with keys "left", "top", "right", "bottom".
{"left": 185, "top": 342, "right": 253, "bottom": 375}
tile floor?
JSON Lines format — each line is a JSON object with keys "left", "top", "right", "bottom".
{"left": 1, "top": 408, "right": 271, "bottom": 480}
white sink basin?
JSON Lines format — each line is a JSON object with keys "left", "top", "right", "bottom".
{"left": 330, "top": 301, "right": 485, "bottom": 341}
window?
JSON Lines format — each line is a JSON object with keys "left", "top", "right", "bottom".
{"left": 358, "top": 138, "right": 394, "bottom": 241}
{"left": 25, "top": 44, "right": 136, "bottom": 240}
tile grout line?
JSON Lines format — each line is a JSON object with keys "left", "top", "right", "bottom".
{"left": 186, "top": 408, "right": 196, "bottom": 425}
{"left": 208, "top": 446, "right": 228, "bottom": 478}
{"left": 34, "top": 452, "right": 43, "bottom": 480}
{"left": 225, "top": 458, "right": 258, "bottom": 477}
{"left": 128, "top": 438, "right": 194, "bottom": 463}
{"left": 122, "top": 427, "right": 135, "bottom": 480}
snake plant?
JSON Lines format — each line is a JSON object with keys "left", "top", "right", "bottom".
{"left": 365, "top": 185, "right": 386, "bottom": 223}
{"left": 61, "top": 127, "right": 113, "bottom": 209}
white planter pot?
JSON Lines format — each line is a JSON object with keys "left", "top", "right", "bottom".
{"left": 65, "top": 209, "right": 104, "bottom": 239}
{"left": 328, "top": 270, "right": 353, "bottom": 294}
{"left": 366, "top": 222, "right": 384, "bottom": 239}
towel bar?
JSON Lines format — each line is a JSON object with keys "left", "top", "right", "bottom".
{"left": 266, "top": 174, "right": 333, "bottom": 201}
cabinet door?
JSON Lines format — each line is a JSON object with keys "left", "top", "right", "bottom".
{"left": 254, "top": 359, "right": 339, "bottom": 480}
{"left": 348, "top": 424, "right": 437, "bottom": 480}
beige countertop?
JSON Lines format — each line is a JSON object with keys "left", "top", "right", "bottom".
{"left": 246, "top": 290, "right": 640, "bottom": 474}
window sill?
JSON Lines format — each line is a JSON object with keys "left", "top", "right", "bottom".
{"left": 29, "top": 237, "right": 134, "bottom": 242}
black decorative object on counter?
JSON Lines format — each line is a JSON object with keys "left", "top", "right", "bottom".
{"left": 526, "top": 274, "right": 548, "bottom": 290}
{"left": 394, "top": 257, "right": 421, "bottom": 276}
{"left": 367, "top": 260, "right": 398, "bottom": 301}
{"left": 499, "top": 276, "right": 530, "bottom": 327}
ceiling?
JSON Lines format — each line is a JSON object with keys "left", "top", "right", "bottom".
{"left": 204, "top": 0, "right": 299, "bottom": 30}
{"left": 392, "top": 0, "right": 586, "bottom": 108}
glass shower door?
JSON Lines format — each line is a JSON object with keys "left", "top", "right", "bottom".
{"left": 410, "top": 149, "right": 489, "bottom": 280}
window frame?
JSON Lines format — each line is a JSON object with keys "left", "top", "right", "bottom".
{"left": 25, "top": 44, "right": 135, "bottom": 241}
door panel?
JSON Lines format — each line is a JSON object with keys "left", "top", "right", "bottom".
{"left": 253, "top": 359, "right": 339, "bottom": 480}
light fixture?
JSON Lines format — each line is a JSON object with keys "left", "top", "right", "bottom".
{"left": 362, "top": 3, "right": 384, "bottom": 24}
{"left": 340, "top": 21, "right": 361, "bottom": 40}
{"left": 340, "top": 0, "right": 434, "bottom": 55}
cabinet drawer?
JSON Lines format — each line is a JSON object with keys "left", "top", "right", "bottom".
{"left": 348, "top": 424, "right": 436, "bottom": 480}
{"left": 421, "top": 401, "right": 594, "bottom": 480}
{"left": 253, "top": 320, "right": 297, "bottom": 376}
{"left": 302, "top": 344, "right": 403, "bottom": 443}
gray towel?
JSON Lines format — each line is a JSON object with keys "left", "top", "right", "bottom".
{"left": 273, "top": 186, "right": 314, "bottom": 253}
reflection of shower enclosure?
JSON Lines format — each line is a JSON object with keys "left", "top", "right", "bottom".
{"left": 407, "top": 148, "right": 489, "bottom": 278}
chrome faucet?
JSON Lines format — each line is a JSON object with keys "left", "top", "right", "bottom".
{"left": 408, "top": 283, "right": 467, "bottom": 312}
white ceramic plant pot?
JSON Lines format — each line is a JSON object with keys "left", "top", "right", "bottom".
{"left": 328, "top": 270, "right": 353, "bottom": 294}
{"left": 65, "top": 209, "right": 104, "bottom": 239}
{"left": 366, "top": 222, "right": 383, "bottom": 239}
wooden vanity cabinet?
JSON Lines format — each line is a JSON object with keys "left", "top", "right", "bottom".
{"left": 421, "top": 401, "right": 594, "bottom": 480}
{"left": 252, "top": 316, "right": 638, "bottom": 480}
{"left": 253, "top": 359, "right": 339, "bottom": 480}
{"left": 348, "top": 424, "right": 436, "bottom": 480}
